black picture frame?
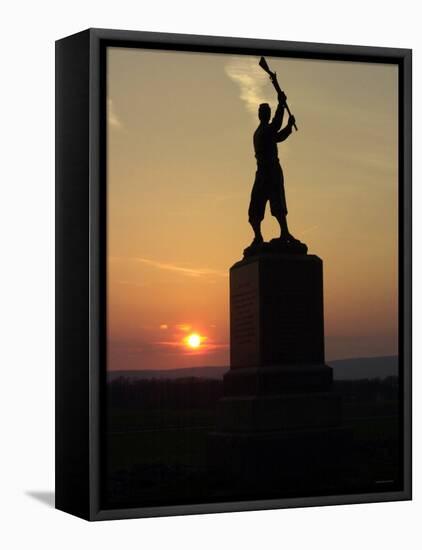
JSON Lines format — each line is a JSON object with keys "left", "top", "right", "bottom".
{"left": 55, "top": 28, "right": 412, "bottom": 521}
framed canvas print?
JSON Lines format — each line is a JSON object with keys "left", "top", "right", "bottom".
{"left": 55, "top": 28, "right": 412, "bottom": 520}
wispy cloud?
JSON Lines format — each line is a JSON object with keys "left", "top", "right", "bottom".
{"left": 107, "top": 98, "right": 122, "bottom": 129}
{"left": 225, "top": 56, "right": 273, "bottom": 115}
{"left": 135, "top": 258, "right": 227, "bottom": 278}
{"left": 117, "top": 279, "right": 148, "bottom": 288}
{"left": 175, "top": 324, "right": 191, "bottom": 332}
{"left": 299, "top": 225, "right": 319, "bottom": 236}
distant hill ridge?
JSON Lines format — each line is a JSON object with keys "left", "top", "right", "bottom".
{"left": 108, "top": 355, "right": 398, "bottom": 382}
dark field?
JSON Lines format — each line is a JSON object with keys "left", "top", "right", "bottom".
{"left": 104, "top": 376, "right": 401, "bottom": 509}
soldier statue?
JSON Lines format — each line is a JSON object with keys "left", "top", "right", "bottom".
{"left": 246, "top": 58, "right": 306, "bottom": 255}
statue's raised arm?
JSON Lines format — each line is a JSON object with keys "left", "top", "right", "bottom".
{"left": 259, "top": 57, "right": 298, "bottom": 132}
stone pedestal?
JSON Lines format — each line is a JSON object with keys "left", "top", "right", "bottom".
{"left": 231, "top": 254, "right": 325, "bottom": 368}
{"left": 227, "top": 253, "right": 332, "bottom": 398}
{"left": 210, "top": 253, "right": 346, "bottom": 489}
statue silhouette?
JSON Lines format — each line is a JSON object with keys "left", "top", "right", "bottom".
{"left": 248, "top": 93, "right": 296, "bottom": 246}
{"left": 245, "top": 60, "right": 307, "bottom": 256}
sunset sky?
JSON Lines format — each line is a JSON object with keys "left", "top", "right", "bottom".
{"left": 107, "top": 47, "right": 398, "bottom": 371}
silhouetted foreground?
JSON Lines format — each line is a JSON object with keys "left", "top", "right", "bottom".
{"left": 104, "top": 375, "right": 400, "bottom": 509}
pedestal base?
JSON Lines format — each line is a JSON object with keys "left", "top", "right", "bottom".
{"left": 217, "top": 392, "right": 342, "bottom": 432}
{"left": 209, "top": 426, "right": 351, "bottom": 491}
{"left": 223, "top": 364, "right": 333, "bottom": 396}
{"left": 211, "top": 385, "right": 346, "bottom": 486}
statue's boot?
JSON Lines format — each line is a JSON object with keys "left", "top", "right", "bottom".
{"left": 250, "top": 235, "right": 264, "bottom": 247}
{"left": 287, "top": 233, "right": 301, "bottom": 244}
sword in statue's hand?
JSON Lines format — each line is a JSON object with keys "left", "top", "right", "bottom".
{"left": 259, "top": 56, "right": 298, "bottom": 132}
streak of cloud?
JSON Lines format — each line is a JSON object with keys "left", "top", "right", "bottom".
{"left": 135, "top": 258, "right": 227, "bottom": 278}
{"left": 117, "top": 279, "right": 148, "bottom": 288}
{"left": 225, "top": 56, "right": 273, "bottom": 115}
{"left": 299, "top": 225, "right": 319, "bottom": 236}
{"left": 108, "top": 98, "right": 122, "bottom": 129}
{"left": 175, "top": 324, "right": 191, "bottom": 332}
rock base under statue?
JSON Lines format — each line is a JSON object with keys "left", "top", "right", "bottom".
{"left": 244, "top": 236, "right": 308, "bottom": 258}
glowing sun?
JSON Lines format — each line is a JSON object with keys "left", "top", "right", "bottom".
{"left": 186, "top": 333, "right": 201, "bottom": 349}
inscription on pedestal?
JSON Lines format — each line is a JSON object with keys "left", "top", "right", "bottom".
{"left": 231, "top": 286, "right": 255, "bottom": 344}
{"left": 230, "top": 262, "right": 260, "bottom": 367}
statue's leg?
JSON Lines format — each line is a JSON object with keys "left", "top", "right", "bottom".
{"left": 270, "top": 166, "right": 291, "bottom": 241}
{"left": 248, "top": 174, "right": 265, "bottom": 245}
{"left": 271, "top": 185, "right": 290, "bottom": 240}
{"left": 275, "top": 213, "right": 290, "bottom": 241}
{"left": 250, "top": 219, "right": 264, "bottom": 244}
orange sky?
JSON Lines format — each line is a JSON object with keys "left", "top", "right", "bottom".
{"left": 107, "top": 47, "right": 398, "bottom": 371}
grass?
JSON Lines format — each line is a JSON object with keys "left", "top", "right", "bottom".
{"left": 104, "top": 402, "right": 400, "bottom": 508}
